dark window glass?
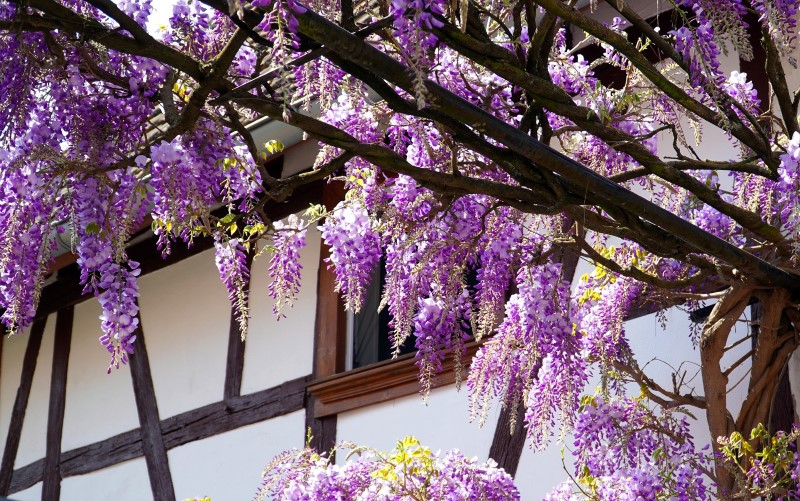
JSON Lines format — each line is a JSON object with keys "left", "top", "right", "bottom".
{"left": 351, "top": 261, "right": 479, "bottom": 369}
{"left": 351, "top": 263, "right": 415, "bottom": 368}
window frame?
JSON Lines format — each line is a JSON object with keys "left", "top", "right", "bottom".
{"left": 306, "top": 181, "right": 481, "bottom": 416}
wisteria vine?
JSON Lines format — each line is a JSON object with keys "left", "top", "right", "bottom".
{"left": 3, "top": 0, "right": 800, "bottom": 498}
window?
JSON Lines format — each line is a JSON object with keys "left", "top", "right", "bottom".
{"left": 307, "top": 249, "right": 481, "bottom": 417}
{"left": 347, "top": 263, "right": 415, "bottom": 369}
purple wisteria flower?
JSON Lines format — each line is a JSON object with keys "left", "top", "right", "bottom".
{"left": 268, "top": 215, "right": 307, "bottom": 318}
{"left": 257, "top": 437, "right": 520, "bottom": 501}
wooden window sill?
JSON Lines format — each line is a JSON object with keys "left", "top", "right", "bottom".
{"left": 307, "top": 341, "right": 482, "bottom": 418}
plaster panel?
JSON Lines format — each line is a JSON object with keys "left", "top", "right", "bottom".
{"left": 625, "top": 310, "right": 716, "bottom": 444}
{"left": 0, "top": 323, "right": 28, "bottom": 461}
{"left": 60, "top": 458, "right": 149, "bottom": 501}
{"left": 10, "top": 481, "right": 41, "bottom": 501}
{"left": 336, "top": 385, "right": 498, "bottom": 463}
{"left": 241, "top": 226, "right": 319, "bottom": 394}
{"left": 61, "top": 298, "right": 139, "bottom": 450}
{"left": 168, "top": 410, "right": 306, "bottom": 501}
{"left": 15, "top": 313, "right": 55, "bottom": 467}
{"left": 514, "top": 440, "right": 574, "bottom": 500}
{"left": 137, "top": 248, "right": 230, "bottom": 419}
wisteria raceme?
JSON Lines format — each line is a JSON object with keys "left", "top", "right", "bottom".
{"left": 752, "top": 0, "right": 800, "bottom": 53}
{"left": 72, "top": 175, "right": 147, "bottom": 371}
{"left": 677, "top": 0, "right": 752, "bottom": 59}
{"left": 777, "top": 132, "right": 800, "bottom": 248}
{"left": 96, "top": 261, "right": 142, "bottom": 372}
{"left": 472, "top": 209, "right": 523, "bottom": 340}
{"left": 566, "top": 397, "right": 710, "bottom": 501}
{"left": 722, "top": 71, "right": 761, "bottom": 117}
{"left": 268, "top": 215, "right": 307, "bottom": 318}
{"left": 413, "top": 288, "right": 471, "bottom": 396}
{"left": 671, "top": 23, "right": 725, "bottom": 88}
{"left": 215, "top": 237, "right": 250, "bottom": 336}
{"left": 319, "top": 201, "right": 382, "bottom": 312}
{"left": 390, "top": 0, "right": 445, "bottom": 103}
{"left": 118, "top": 0, "right": 153, "bottom": 29}
{"left": 468, "top": 263, "right": 586, "bottom": 446}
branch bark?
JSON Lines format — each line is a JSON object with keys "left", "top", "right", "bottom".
{"left": 699, "top": 284, "right": 754, "bottom": 495}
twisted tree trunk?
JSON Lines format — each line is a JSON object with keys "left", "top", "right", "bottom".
{"left": 701, "top": 285, "right": 797, "bottom": 498}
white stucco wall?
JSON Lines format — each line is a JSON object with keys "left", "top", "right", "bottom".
{"left": 59, "top": 458, "right": 150, "bottom": 501}
{"left": 61, "top": 299, "right": 139, "bottom": 451}
{"left": 168, "top": 410, "right": 306, "bottom": 501}
{"left": 137, "top": 248, "right": 231, "bottom": 419}
{"left": 242, "top": 226, "right": 320, "bottom": 394}
{"left": 14, "top": 314, "right": 56, "bottom": 469}
{"left": 336, "top": 385, "right": 499, "bottom": 466}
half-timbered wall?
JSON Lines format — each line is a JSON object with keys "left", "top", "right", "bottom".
{"left": 0, "top": 141, "right": 326, "bottom": 501}
{"left": 3, "top": 3, "right": 800, "bottom": 499}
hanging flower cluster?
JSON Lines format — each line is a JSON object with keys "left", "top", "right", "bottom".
{"left": 257, "top": 436, "right": 519, "bottom": 500}
{"left": 319, "top": 201, "right": 382, "bottom": 312}
{"left": 565, "top": 396, "right": 709, "bottom": 500}
{"left": 268, "top": 215, "right": 307, "bottom": 318}
{"left": 215, "top": 237, "right": 250, "bottom": 337}
{"left": 0, "top": 2, "right": 261, "bottom": 369}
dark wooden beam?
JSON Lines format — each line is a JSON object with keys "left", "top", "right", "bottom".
{"left": 306, "top": 182, "right": 347, "bottom": 451}
{"left": 224, "top": 252, "right": 254, "bottom": 401}
{"left": 0, "top": 318, "right": 47, "bottom": 495}
{"left": 304, "top": 406, "right": 337, "bottom": 454}
{"left": 311, "top": 244, "right": 347, "bottom": 380}
{"left": 42, "top": 306, "right": 73, "bottom": 500}
{"left": 9, "top": 375, "right": 308, "bottom": 493}
{"left": 162, "top": 376, "right": 307, "bottom": 448}
{"left": 488, "top": 404, "right": 527, "bottom": 477}
{"left": 739, "top": 12, "right": 769, "bottom": 115}
{"left": 129, "top": 308, "right": 176, "bottom": 501}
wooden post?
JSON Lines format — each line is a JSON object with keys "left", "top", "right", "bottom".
{"left": 0, "top": 318, "right": 47, "bottom": 495}
{"left": 129, "top": 306, "right": 176, "bottom": 501}
{"left": 488, "top": 404, "right": 528, "bottom": 477}
{"left": 306, "top": 181, "right": 347, "bottom": 453}
{"left": 42, "top": 306, "right": 73, "bottom": 500}
{"left": 224, "top": 252, "right": 254, "bottom": 401}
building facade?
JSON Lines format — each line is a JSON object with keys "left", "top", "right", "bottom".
{"left": 2, "top": 1, "right": 800, "bottom": 500}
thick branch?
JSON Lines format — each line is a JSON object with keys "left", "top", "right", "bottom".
{"left": 610, "top": 159, "right": 775, "bottom": 183}
{"left": 699, "top": 284, "right": 753, "bottom": 494}
{"left": 291, "top": 8, "right": 800, "bottom": 292}
{"left": 735, "top": 290, "right": 795, "bottom": 437}
{"left": 236, "top": 97, "right": 560, "bottom": 213}
{"left": 430, "top": 16, "right": 786, "bottom": 247}
{"left": 529, "top": 0, "right": 773, "bottom": 159}
{"left": 762, "top": 30, "right": 798, "bottom": 136}
{"left": 9, "top": 0, "right": 208, "bottom": 82}
{"left": 82, "top": 0, "right": 158, "bottom": 45}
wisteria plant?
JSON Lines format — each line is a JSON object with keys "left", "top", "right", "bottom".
{"left": 3, "top": 0, "right": 800, "bottom": 498}
{"left": 257, "top": 436, "right": 519, "bottom": 500}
